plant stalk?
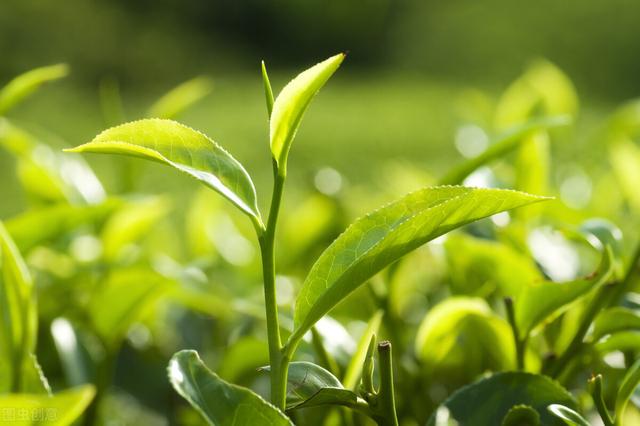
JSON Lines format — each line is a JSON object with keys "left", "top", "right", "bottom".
{"left": 376, "top": 341, "right": 399, "bottom": 426}
{"left": 589, "top": 375, "right": 615, "bottom": 426}
{"left": 504, "top": 297, "right": 526, "bottom": 370}
{"left": 258, "top": 161, "right": 287, "bottom": 410}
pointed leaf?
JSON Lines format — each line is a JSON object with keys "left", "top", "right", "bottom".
{"left": 427, "top": 372, "right": 577, "bottom": 426}
{"left": 547, "top": 404, "right": 590, "bottom": 426}
{"left": 261, "top": 61, "right": 274, "bottom": 117}
{"left": 291, "top": 186, "right": 548, "bottom": 343}
{"left": 342, "top": 310, "right": 383, "bottom": 390}
{"left": 66, "top": 119, "right": 262, "bottom": 222}
{"left": 270, "top": 54, "right": 344, "bottom": 172}
{"left": 514, "top": 247, "right": 614, "bottom": 338}
{"left": 615, "top": 358, "right": 640, "bottom": 420}
{"left": 147, "top": 77, "right": 212, "bottom": 120}
{"left": 440, "top": 116, "right": 570, "bottom": 185}
{"left": 0, "top": 385, "right": 95, "bottom": 426}
{"left": 291, "top": 388, "right": 359, "bottom": 411}
{"left": 0, "top": 64, "right": 68, "bottom": 115}
{"left": 168, "top": 350, "right": 293, "bottom": 425}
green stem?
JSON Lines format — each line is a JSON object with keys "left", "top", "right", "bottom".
{"left": 376, "top": 341, "right": 399, "bottom": 426}
{"left": 504, "top": 297, "right": 526, "bottom": 370}
{"left": 589, "top": 375, "right": 615, "bottom": 426}
{"left": 258, "top": 162, "right": 287, "bottom": 410}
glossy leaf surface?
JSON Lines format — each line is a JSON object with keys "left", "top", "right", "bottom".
{"left": 547, "top": 404, "right": 590, "bottom": 426}
{"left": 66, "top": 119, "right": 261, "bottom": 221}
{"left": 270, "top": 54, "right": 344, "bottom": 172}
{"left": 292, "top": 186, "right": 548, "bottom": 343}
{"left": 168, "top": 350, "right": 293, "bottom": 425}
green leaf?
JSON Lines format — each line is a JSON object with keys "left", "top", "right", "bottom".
{"left": 342, "top": 310, "right": 383, "bottom": 390}
{"left": 415, "top": 297, "right": 513, "bottom": 383}
{"left": 270, "top": 53, "right": 344, "bottom": 173}
{"left": 168, "top": 350, "right": 293, "bottom": 426}
{"left": 88, "top": 268, "right": 171, "bottom": 347}
{"left": 501, "top": 405, "right": 540, "bottom": 426}
{"left": 547, "top": 404, "right": 590, "bottom": 426}
{"left": 0, "top": 64, "right": 68, "bottom": 115}
{"left": 439, "top": 116, "right": 570, "bottom": 185}
{"left": 0, "top": 385, "right": 95, "bottom": 426}
{"left": 100, "top": 196, "right": 172, "bottom": 262}
{"left": 615, "top": 358, "right": 640, "bottom": 421}
{"left": 427, "top": 372, "right": 577, "bottom": 426}
{"left": 514, "top": 247, "right": 614, "bottom": 338}
{"left": 5, "top": 201, "right": 120, "bottom": 252}
{"left": 0, "top": 221, "right": 37, "bottom": 393}
{"left": 290, "top": 186, "right": 548, "bottom": 343}
{"left": 147, "top": 77, "right": 212, "bottom": 120}
{"left": 51, "top": 318, "right": 91, "bottom": 387}
{"left": 591, "top": 307, "right": 640, "bottom": 342}
{"left": 65, "top": 119, "right": 262, "bottom": 223}
{"left": 609, "top": 138, "right": 640, "bottom": 213}
{"left": 275, "top": 361, "right": 356, "bottom": 410}
{"left": 595, "top": 331, "right": 640, "bottom": 354}
{"left": 261, "top": 61, "right": 274, "bottom": 117}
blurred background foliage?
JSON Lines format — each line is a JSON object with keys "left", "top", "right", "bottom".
{"left": 2, "top": 1, "right": 640, "bottom": 425}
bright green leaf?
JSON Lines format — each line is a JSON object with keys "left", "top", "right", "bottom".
{"left": 591, "top": 307, "right": 640, "bottom": 342}
{"left": 615, "top": 358, "right": 640, "bottom": 420}
{"left": 0, "top": 385, "right": 95, "bottom": 426}
{"left": 291, "top": 186, "right": 548, "bottom": 344}
{"left": 439, "top": 116, "right": 570, "bottom": 185}
{"left": 427, "top": 372, "right": 577, "bottom": 426}
{"left": 595, "top": 331, "right": 640, "bottom": 354}
{"left": 261, "top": 61, "right": 274, "bottom": 117}
{"left": 147, "top": 77, "right": 212, "bottom": 120}
{"left": 65, "top": 119, "right": 262, "bottom": 223}
{"left": 51, "top": 318, "right": 91, "bottom": 387}
{"left": 514, "top": 247, "right": 614, "bottom": 338}
{"left": 270, "top": 53, "right": 344, "bottom": 173}
{"left": 168, "top": 350, "right": 293, "bottom": 425}
{"left": 0, "top": 64, "right": 68, "bottom": 115}
{"left": 547, "top": 404, "right": 590, "bottom": 426}
{"left": 342, "top": 310, "right": 383, "bottom": 390}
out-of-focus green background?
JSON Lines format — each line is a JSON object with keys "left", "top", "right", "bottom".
{"left": 1, "top": 0, "right": 639, "bottom": 218}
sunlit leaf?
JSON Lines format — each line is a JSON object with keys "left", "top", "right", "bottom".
{"left": 427, "top": 372, "right": 577, "bottom": 426}
{"left": 342, "top": 310, "right": 383, "bottom": 390}
{"left": 0, "top": 64, "right": 68, "bottom": 115}
{"left": 0, "top": 385, "right": 95, "bottom": 426}
{"left": 595, "top": 331, "right": 640, "bottom": 354}
{"left": 415, "top": 298, "right": 513, "bottom": 383}
{"left": 547, "top": 404, "right": 590, "bottom": 426}
{"left": 514, "top": 247, "right": 614, "bottom": 338}
{"left": 261, "top": 61, "right": 274, "bottom": 117}
{"left": 615, "top": 358, "right": 640, "bottom": 420}
{"left": 270, "top": 54, "right": 344, "bottom": 173}
{"left": 147, "top": 77, "right": 212, "bottom": 120}
{"left": 291, "top": 186, "right": 548, "bottom": 344}
{"left": 0, "top": 222, "right": 37, "bottom": 393}
{"left": 609, "top": 137, "right": 640, "bottom": 213}
{"left": 440, "top": 116, "right": 570, "bottom": 185}
{"left": 65, "top": 119, "right": 262, "bottom": 222}
{"left": 168, "top": 350, "right": 293, "bottom": 425}
{"left": 50, "top": 318, "right": 91, "bottom": 387}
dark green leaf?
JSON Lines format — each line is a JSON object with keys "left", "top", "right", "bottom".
{"left": 427, "top": 372, "right": 577, "bottom": 426}
{"left": 168, "top": 350, "right": 293, "bottom": 425}
{"left": 501, "top": 405, "right": 540, "bottom": 426}
{"left": 291, "top": 186, "right": 548, "bottom": 344}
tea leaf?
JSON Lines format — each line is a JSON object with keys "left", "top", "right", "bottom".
{"left": 615, "top": 358, "right": 640, "bottom": 421}
{"left": 270, "top": 54, "right": 344, "bottom": 173}
{"left": 547, "top": 404, "right": 590, "bottom": 426}
{"left": 514, "top": 247, "right": 614, "bottom": 338}
{"left": 66, "top": 119, "right": 262, "bottom": 222}
{"left": 501, "top": 405, "right": 540, "bottom": 426}
{"left": 261, "top": 61, "right": 274, "bottom": 117}
{"left": 291, "top": 186, "right": 548, "bottom": 343}
{"left": 168, "top": 350, "right": 293, "bottom": 425}
{"left": 0, "top": 385, "right": 95, "bottom": 426}
{"left": 591, "top": 307, "right": 640, "bottom": 342}
{"left": 0, "top": 222, "right": 37, "bottom": 392}
{"left": 343, "top": 310, "right": 383, "bottom": 390}
{"left": 0, "top": 64, "right": 68, "bottom": 115}
{"left": 427, "top": 372, "right": 577, "bottom": 426}
{"left": 147, "top": 77, "right": 212, "bottom": 120}
{"left": 440, "top": 116, "right": 570, "bottom": 185}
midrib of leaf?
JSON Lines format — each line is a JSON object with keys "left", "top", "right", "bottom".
{"left": 294, "top": 189, "right": 479, "bottom": 338}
